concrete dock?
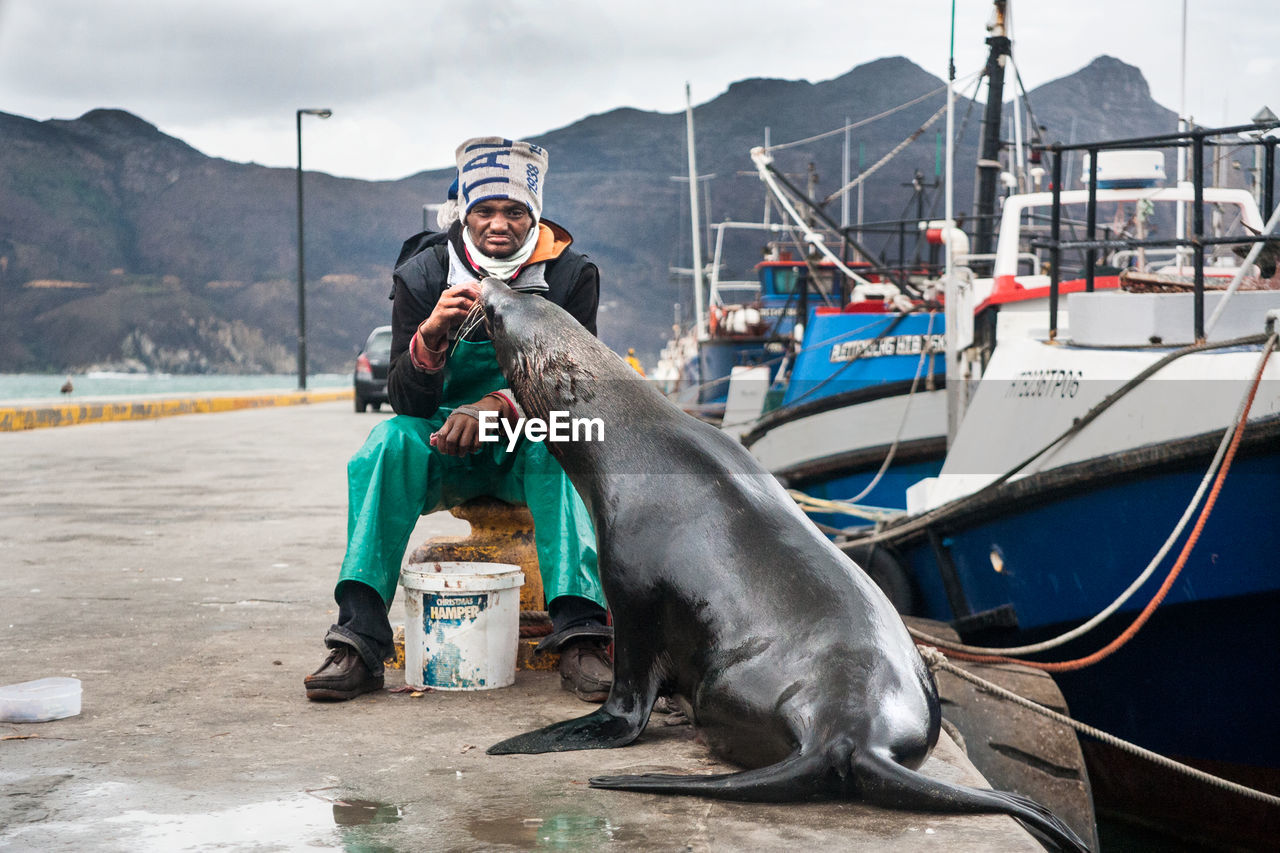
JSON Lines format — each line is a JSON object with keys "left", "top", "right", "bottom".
{"left": 0, "top": 402, "right": 1041, "bottom": 851}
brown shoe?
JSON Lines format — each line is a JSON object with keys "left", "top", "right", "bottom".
{"left": 558, "top": 639, "right": 613, "bottom": 703}
{"left": 304, "top": 644, "right": 384, "bottom": 701}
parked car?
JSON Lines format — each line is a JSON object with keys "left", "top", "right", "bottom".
{"left": 353, "top": 325, "right": 393, "bottom": 412}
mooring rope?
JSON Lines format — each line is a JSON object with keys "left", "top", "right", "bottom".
{"left": 787, "top": 492, "right": 905, "bottom": 524}
{"left": 916, "top": 646, "right": 1280, "bottom": 809}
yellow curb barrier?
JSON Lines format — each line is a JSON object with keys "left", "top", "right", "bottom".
{"left": 0, "top": 388, "right": 353, "bottom": 432}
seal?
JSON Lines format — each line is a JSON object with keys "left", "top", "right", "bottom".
{"left": 478, "top": 277, "right": 1088, "bottom": 853}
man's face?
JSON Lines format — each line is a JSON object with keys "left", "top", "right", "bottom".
{"left": 465, "top": 200, "right": 534, "bottom": 258}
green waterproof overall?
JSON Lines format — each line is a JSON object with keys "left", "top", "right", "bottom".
{"left": 338, "top": 339, "right": 604, "bottom": 611}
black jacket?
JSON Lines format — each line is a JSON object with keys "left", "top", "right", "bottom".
{"left": 385, "top": 220, "right": 600, "bottom": 418}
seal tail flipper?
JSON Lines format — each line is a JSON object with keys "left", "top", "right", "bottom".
{"left": 853, "top": 748, "right": 1090, "bottom": 853}
{"left": 591, "top": 748, "right": 1088, "bottom": 852}
{"left": 589, "top": 752, "right": 829, "bottom": 802}
{"left": 487, "top": 707, "right": 645, "bottom": 755}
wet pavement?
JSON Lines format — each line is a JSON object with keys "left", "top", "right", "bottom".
{"left": 0, "top": 402, "right": 1040, "bottom": 851}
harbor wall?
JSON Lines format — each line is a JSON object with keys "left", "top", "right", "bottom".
{"left": 0, "top": 388, "right": 352, "bottom": 431}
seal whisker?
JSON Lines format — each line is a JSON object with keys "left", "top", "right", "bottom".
{"left": 451, "top": 300, "right": 488, "bottom": 355}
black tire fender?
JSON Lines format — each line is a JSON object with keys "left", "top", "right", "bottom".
{"left": 844, "top": 541, "right": 918, "bottom": 614}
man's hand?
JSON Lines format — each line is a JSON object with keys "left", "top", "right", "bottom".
{"left": 417, "top": 283, "right": 480, "bottom": 352}
{"left": 430, "top": 395, "right": 509, "bottom": 457}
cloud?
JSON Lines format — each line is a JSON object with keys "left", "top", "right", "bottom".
{"left": 1246, "top": 58, "right": 1277, "bottom": 76}
{"left": 1, "top": 0, "right": 1277, "bottom": 180}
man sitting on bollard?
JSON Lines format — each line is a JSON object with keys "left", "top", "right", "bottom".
{"left": 305, "top": 137, "right": 612, "bottom": 703}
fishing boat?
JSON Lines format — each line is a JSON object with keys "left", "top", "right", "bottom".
{"left": 840, "top": 121, "right": 1280, "bottom": 846}
{"left": 655, "top": 50, "right": 964, "bottom": 429}
{"left": 657, "top": 225, "right": 820, "bottom": 421}
{"left": 653, "top": 85, "right": 873, "bottom": 422}
{"left": 724, "top": 2, "right": 1019, "bottom": 532}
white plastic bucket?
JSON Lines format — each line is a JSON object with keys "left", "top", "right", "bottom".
{"left": 401, "top": 562, "right": 524, "bottom": 691}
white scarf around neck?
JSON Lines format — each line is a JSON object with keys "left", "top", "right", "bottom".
{"left": 461, "top": 221, "right": 541, "bottom": 281}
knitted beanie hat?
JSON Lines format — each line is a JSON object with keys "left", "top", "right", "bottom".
{"left": 455, "top": 137, "right": 549, "bottom": 221}
{"left": 435, "top": 174, "right": 461, "bottom": 230}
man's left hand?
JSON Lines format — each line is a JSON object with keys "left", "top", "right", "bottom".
{"left": 430, "top": 396, "right": 508, "bottom": 457}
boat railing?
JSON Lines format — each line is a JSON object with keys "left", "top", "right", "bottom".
{"left": 711, "top": 281, "right": 763, "bottom": 307}
{"left": 1034, "top": 120, "right": 1280, "bottom": 341}
{"left": 960, "top": 251, "right": 1040, "bottom": 276}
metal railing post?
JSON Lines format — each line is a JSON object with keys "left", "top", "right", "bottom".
{"left": 1192, "top": 133, "right": 1206, "bottom": 342}
{"left": 1085, "top": 147, "right": 1098, "bottom": 292}
{"left": 1265, "top": 138, "right": 1276, "bottom": 219}
{"left": 898, "top": 221, "right": 906, "bottom": 287}
{"left": 1050, "top": 148, "right": 1063, "bottom": 341}
{"left": 296, "top": 110, "right": 306, "bottom": 390}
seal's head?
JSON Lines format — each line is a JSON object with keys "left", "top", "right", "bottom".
{"left": 479, "top": 277, "right": 601, "bottom": 423}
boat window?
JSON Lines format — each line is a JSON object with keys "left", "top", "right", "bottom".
{"left": 768, "top": 267, "right": 802, "bottom": 295}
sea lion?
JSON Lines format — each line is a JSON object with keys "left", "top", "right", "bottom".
{"left": 478, "top": 277, "right": 1088, "bottom": 852}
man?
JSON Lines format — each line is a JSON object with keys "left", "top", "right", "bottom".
{"left": 624, "top": 348, "right": 645, "bottom": 376}
{"left": 305, "top": 137, "right": 612, "bottom": 703}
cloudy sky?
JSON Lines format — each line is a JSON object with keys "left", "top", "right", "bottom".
{"left": 0, "top": 1, "right": 1275, "bottom": 181}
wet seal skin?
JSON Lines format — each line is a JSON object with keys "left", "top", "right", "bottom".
{"left": 478, "top": 277, "right": 1089, "bottom": 853}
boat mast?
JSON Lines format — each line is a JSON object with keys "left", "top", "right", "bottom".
{"left": 1009, "top": 3, "right": 1025, "bottom": 192}
{"left": 842, "top": 118, "right": 851, "bottom": 229}
{"left": 944, "top": 0, "right": 959, "bottom": 445}
{"left": 685, "top": 83, "right": 707, "bottom": 340}
{"left": 972, "top": 1, "right": 1010, "bottom": 264}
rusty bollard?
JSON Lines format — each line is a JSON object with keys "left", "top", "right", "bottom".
{"left": 402, "top": 498, "right": 556, "bottom": 672}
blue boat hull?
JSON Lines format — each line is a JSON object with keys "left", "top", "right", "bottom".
{"left": 889, "top": 440, "right": 1280, "bottom": 769}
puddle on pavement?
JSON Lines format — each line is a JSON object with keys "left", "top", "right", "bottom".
{"left": 468, "top": 812, "right": 641, "bottom": 848}
{"left": 96, "top": 791, "right": 401, "bottom": 851}
{"left": 331, "top": 797, "right": 403, "bottom": 827}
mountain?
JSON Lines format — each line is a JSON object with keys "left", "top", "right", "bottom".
{"left": 0, "top": 55, "right": 1183, "bottom": 374}
{"left": 1026, "top": 56, "right": 1178, "bottom": 144}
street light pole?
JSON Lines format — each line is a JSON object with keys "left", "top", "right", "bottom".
{"left": 296, "top": 107, "right": 332, "bottom": 390}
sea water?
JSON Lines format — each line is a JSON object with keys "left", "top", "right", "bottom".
{"left": 0, "top": 373, "right": 348, "bottom": 403}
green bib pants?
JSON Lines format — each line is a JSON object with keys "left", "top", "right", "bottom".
{"left": 338, "top": 339, "right": 604, "bottom": 611}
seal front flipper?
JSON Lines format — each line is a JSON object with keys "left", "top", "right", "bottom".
{"left": 487, "top": 707, "right": 645, "bottom": 755}
{"left": 488, "top": 604, "right": 663, "bottom": 755}
{"left": 488, "top": 659, "right": 658, "bottom": 754}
